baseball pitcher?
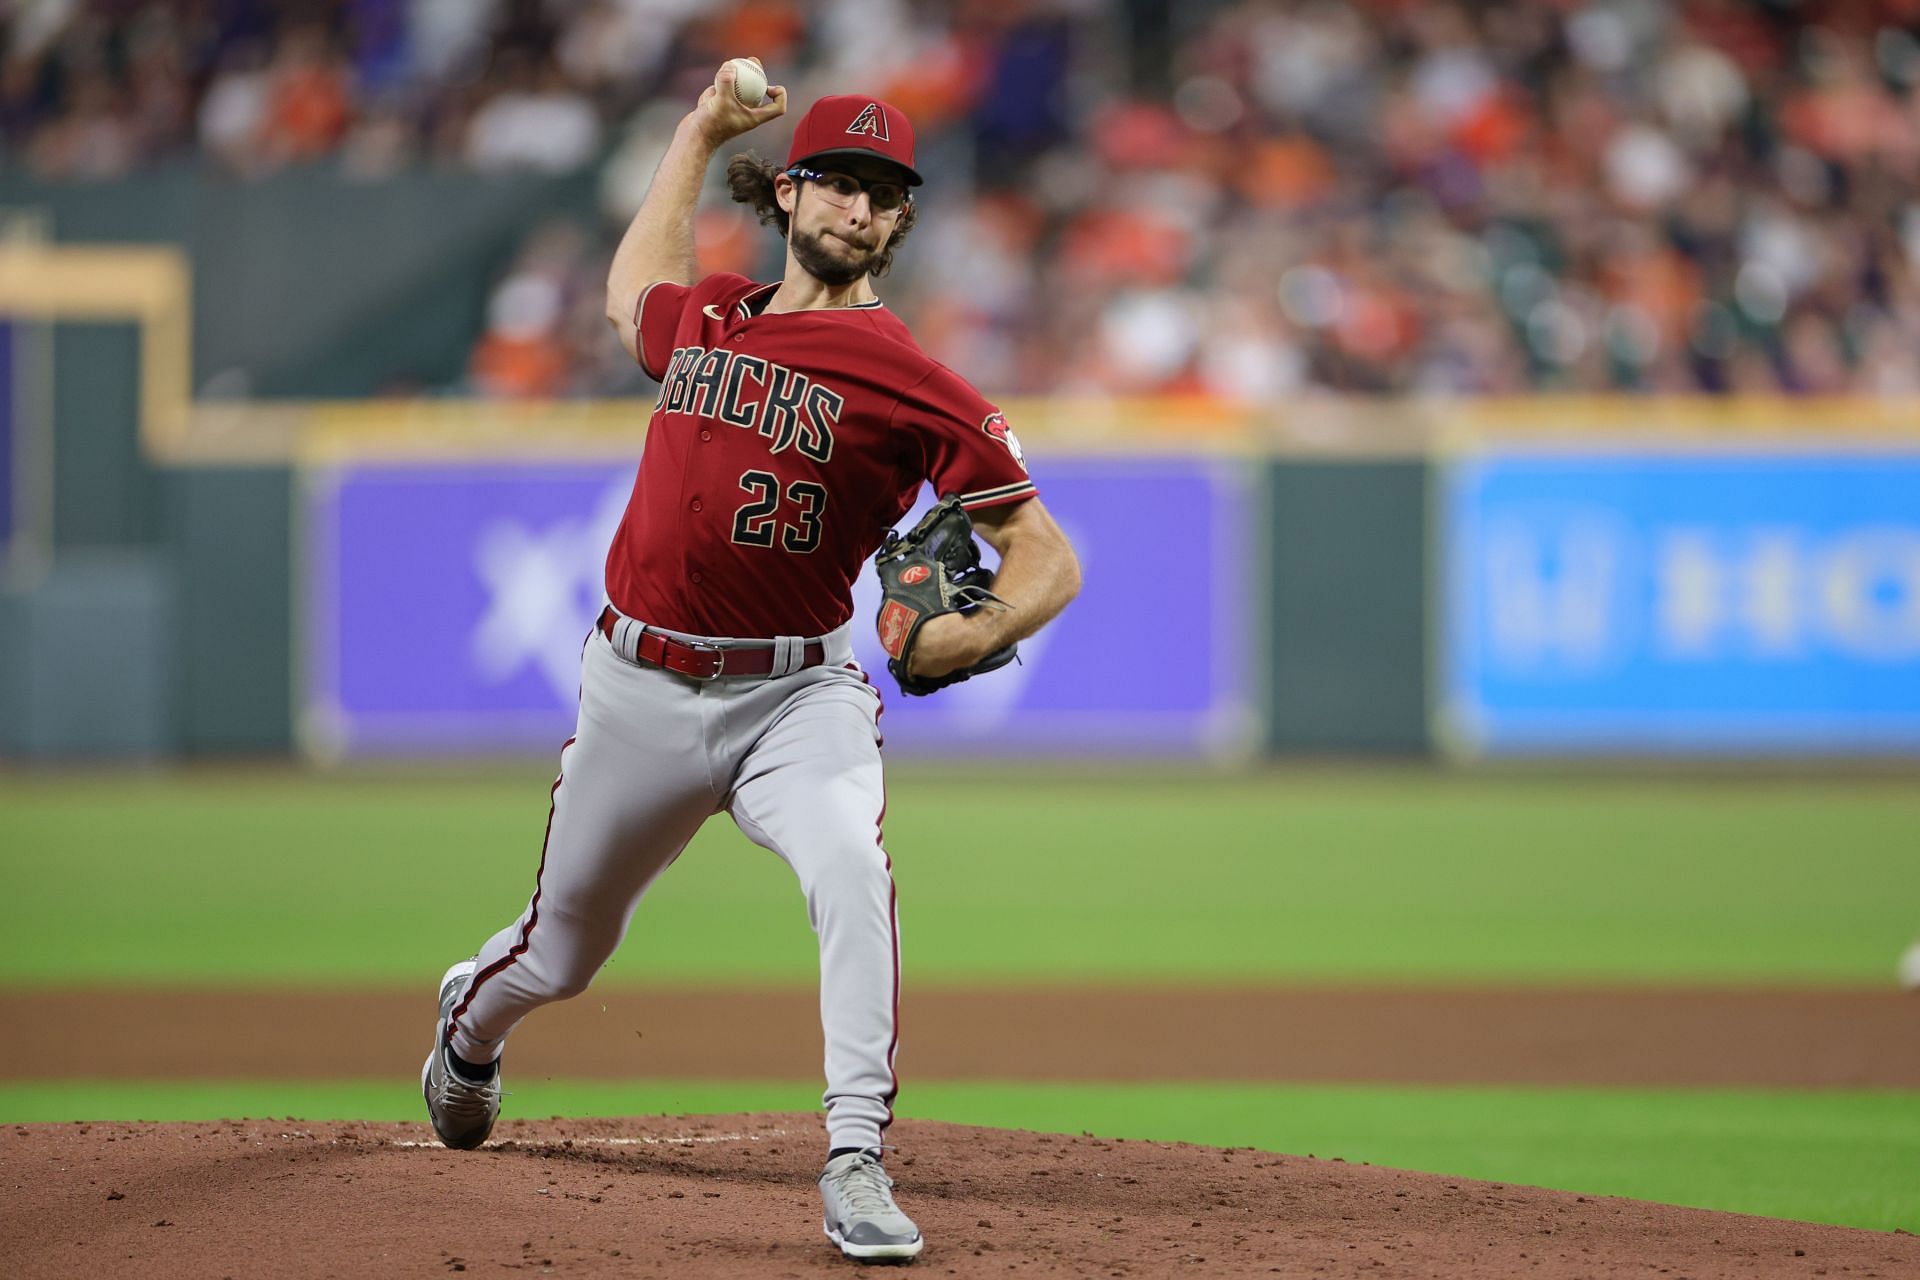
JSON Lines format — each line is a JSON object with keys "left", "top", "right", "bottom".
{"left": 421, "top": 59, "right": 1082, "bottom": 1264}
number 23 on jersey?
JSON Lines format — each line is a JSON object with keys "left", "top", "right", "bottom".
{"left": 731, "top": 470, "right": 827, "bottom": 554}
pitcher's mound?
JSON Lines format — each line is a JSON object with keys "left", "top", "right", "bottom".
{"left": 2, "top": 1113, "right": 1911, "bottom": 1278}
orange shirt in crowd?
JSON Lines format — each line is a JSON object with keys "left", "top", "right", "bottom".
{"left": 265, "top": 65, "right": 351, "bottom": 159}
{"left": 469, "top": 334, "right": 572, "bottom": 399}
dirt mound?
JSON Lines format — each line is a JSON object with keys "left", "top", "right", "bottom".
{"left": 2, "top": 1114, "right": 1911, "bottom": 1278}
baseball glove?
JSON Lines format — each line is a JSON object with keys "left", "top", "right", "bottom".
{"left": 873, "top": 496, "right": 1017, "bottom": 696}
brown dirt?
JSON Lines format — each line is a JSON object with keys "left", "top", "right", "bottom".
{"left": 9, "top": 987, "right": 1917, "bottom": 1275}
{"left": 5, "top": 985, "right": 1918, "bottom": 1087}
{"left": 3, "top": 1114, "right": 1915, "bottom": 1279}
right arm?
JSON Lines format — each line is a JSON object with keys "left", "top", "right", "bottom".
{"left": 605, "top": 60, "right": 786, "bottom": 364}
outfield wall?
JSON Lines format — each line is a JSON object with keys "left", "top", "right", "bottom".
{"left": 287, "top": 404, "right": 1920, "bottom": 761}
{"left": 6, "top": 376, "right": 1920, "bottom": 760}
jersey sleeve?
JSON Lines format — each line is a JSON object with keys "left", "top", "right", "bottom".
{"left": 633, "top": 273, "right": 754, "bottom": 380}
{"left": 897, "top": 363, "right": 1038, "bottom": 511}
{"left": 633, "top": 281, "right": 690, "bottom": 380}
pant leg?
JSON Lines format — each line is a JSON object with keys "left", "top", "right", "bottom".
{"left": 446, "top": 635, "right": 720, "bottom": 1064}
{"left": 726, "top": 670, "right": 896, "bottom": 1152}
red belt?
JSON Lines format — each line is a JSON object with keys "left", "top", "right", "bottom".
{"left": 597, "top": 606, "right": 826, "bottom": 680}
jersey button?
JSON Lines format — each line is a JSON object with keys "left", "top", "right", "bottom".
{"left": 689, "top": 499, "right": 703, "bottom": 512}
{"left": 700, "top": 430, "right": 712, "bottom": 442}
{"left": 690, "top": 571, "right": 704, "bottom": 585}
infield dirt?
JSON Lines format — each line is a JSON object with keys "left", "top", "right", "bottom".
{"left": 8, "top": 985, "right": 1919, "bottom": 1086}
{"left": 5, "top": 1114, "right": 1916, "bottom": 1279}
{"left": 8, "top": 986, "right": 1916, "bottom": 1275}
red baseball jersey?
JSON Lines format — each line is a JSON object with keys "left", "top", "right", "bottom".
{"left": 604, "top": 272, "right": 1037, "bottom": 638}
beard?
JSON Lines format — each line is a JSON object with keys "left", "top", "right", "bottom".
{"left": 790, "top": 225, "right": 883, "bottom": 286}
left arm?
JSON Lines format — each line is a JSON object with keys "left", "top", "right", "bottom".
{"left": 907, "top": 497, "right": 1081, "bottom": 679}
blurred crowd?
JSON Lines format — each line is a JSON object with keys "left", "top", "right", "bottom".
{"left": 6, "top": 0, "right": 1920, "bottom": 398}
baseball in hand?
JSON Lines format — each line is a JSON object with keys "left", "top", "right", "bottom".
{"left": 728, "top": 58, "right": 769, "bottom": 107}
{"left": 1900, "top": 940, "right": 1920, "bottom": 992}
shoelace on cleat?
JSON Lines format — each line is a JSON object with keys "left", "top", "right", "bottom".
{"left": 831, "top": 1157, "right": 901, "bottom": 1218}
{"left": 433, "top": 1056, "right": 502, "bottom": 1119}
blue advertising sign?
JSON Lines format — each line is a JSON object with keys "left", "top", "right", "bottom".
{"left": 1444, "top": 451, "right": 1920, "bottom": 754}
{"left": 305, "top": 457, "right": 1250, "bottom": 758}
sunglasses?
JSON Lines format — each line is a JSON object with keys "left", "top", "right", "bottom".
{"left": 785, "top": 166, "right": 911, "bottom": 213}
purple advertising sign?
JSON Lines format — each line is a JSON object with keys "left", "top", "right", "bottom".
{"left": 303, "top": 457, "right": 1250, "bottom": 758}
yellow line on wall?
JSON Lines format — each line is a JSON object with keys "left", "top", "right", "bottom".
{"left": 0, "top": 245, "right": 192, "bottom": 459}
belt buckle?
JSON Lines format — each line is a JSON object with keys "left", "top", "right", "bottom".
{"left": 682, "top": 638, "right": 726, "bottom": 681}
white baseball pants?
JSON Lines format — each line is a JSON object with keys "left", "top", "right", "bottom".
{"left": 443, "top": 618, "right": 900, "bottom": 1152}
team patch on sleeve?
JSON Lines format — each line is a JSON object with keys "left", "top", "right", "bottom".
{"left": 981, "top": 412, "right": 1027, "bottom": 472}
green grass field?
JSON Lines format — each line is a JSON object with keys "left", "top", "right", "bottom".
{"left": 4, "top": 768, "right": 1917, "bottom": 1232}
{"left": 6, "top": 767, "right": 1917, "bottom": 986}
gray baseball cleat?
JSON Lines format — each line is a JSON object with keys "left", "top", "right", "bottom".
{"left": 819, "top": 1149, "right": 924, "bottom": 1262}
{"left": 420, "top": 958, "right": 501, "bottom": 1150}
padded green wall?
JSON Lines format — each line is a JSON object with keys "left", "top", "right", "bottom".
{"left": 162, "top": 466, "right": 293, "bottom": 753}
{"left": 51, "top": 326, "right": 155, "bottom": 551}
{"left": 0, "top": 166, "right": 598, "bottom": 396}
{"left": 0, "top": 164, "right": 605, "bottom": 756}
{"left": 9, "top": 322, "right": 292, "bottom": 755}
{"left": 1265, "top": 459, "right": 1430, "bottom": 754}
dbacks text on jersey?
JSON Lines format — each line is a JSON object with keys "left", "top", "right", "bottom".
{"left": 657, "top": 344, "right": 843, "bottom": 463}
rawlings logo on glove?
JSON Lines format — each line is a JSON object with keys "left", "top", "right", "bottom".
{"left": 871, "top": 496, "right": 1017, "bottom": 696}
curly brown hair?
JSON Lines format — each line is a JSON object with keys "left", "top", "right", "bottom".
{"left": 725, "top": 152, "right": 917, "bottom": 279}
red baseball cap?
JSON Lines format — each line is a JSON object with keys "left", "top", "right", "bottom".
{"left": 785, "top": 94, "right": 923, "bottom": 186}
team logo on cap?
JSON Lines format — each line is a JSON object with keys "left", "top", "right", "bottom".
{"left": 846, "top": 103, "right": 890, "bottom": 141}
{"left": 981, "top": 412, "right": 1027, "bottom": 472}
